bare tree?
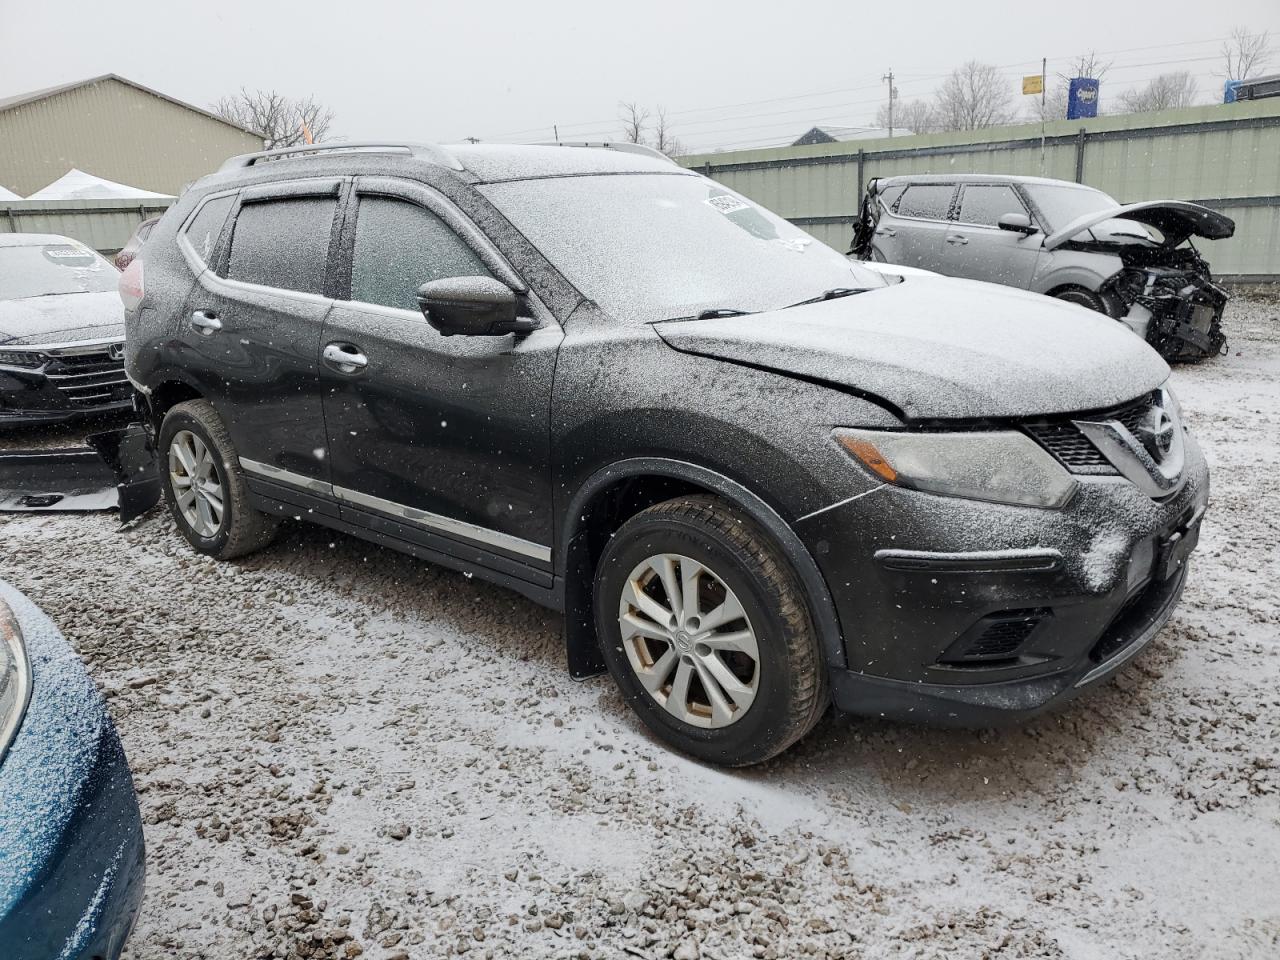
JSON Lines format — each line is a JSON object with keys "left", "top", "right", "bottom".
{"left": 1221, "top": 26, "right": 1272, "bottom": 80}
{"left": 1115, "top": 71, "right": 1199, "bottom": 114}
{"left": 932, "top": 61, "right": 1017, "bottom": 131}
{"left": 651, "top": 106, "right": 683, "bottom": 157}
{"left": 212, "top": 88, "right": 336, "bottom": 149}
{"left": 874, "top": 99, "right": 938, "bottom": 135}
{"left": 618, "top": 101, "right": 650, "bottom": 144}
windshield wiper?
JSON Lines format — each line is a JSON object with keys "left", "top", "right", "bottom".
{"left": 784, "top": 287, "right": 870, "bottom": 309}
{"left": 661, "top": 307, "right": 756, "bottom": 322}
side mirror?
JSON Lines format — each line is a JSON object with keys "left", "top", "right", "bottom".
{"left": 997, "top": 212, "right": 1036, "bottom": 235}
{"left": 416, "top": 276, "right": 536, "bottom": 337}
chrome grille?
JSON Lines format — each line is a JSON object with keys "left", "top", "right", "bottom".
{"left": 43, "top": 345, "right": 130, "bottom": 406}
{"left": 1024, "top": 392, "right": 1160, "bottom": 476}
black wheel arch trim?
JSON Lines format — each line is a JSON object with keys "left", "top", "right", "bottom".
{"left": 558, "top": 457, "right": 847, "bottom": 680}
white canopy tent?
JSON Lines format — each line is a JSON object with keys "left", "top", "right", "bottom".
{"left": 25, "top": 168, "right": 173, "bottom": 201}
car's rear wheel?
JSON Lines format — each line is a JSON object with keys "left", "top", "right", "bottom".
{"left": 594, "top": 494, "right": 827, "bottom": 766}
{"left": 159, "top": 400, "right": 278, "bottom": 559}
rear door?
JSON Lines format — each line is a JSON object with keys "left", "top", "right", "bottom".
{"left": 175, "top": 179, "right": 342, "bottom": 490}
{"left": 885, "top": 183, "right": 956, "bottom": 271}
{"left": 320, "top": 177, "right": 561, "bottom": 572}
{"left": 939, "top": 182, "right": 1043, "bottom": 288}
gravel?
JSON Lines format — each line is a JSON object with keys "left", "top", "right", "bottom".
{"left": 1, "top": 298, "right": 1277, "bottom": 960}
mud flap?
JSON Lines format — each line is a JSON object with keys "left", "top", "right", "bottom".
{"left": 0, "top": 425, "right": 159, "bottom": 518}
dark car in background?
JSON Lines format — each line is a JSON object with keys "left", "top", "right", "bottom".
{"left": 850, "top": 174, "right": 1235, "bottom": 362}
{"left": 0, "top": 581, "right": 145, "bottom": 959}
{"left": 0, "top": 234, "right": 131, "bottom": 427}
{"left": 113, "top": 216, "right": 159, "bottom": 271}
{"left": 121, "top": 141, "right": 1207, "bottom": 765}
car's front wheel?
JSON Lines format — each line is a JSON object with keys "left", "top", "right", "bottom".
{"left": 159, "top": 399, "right": 278, "bottom": 559}
{"left": 594, "top": 494, "right": 827, "bottom": 766}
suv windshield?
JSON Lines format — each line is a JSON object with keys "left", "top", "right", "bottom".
{"left": 481, "top": 173, "right": 884, "bottom": 322}
{"left": 0, "top": 241, "right": 119, "bottom": 300}
{"left": 1022, "top": 183, "right": 1119, "bottom": 232}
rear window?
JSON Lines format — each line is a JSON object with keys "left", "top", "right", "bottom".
{"left": 955, "top": 185, "right": 1026, "bottom": 227}
{"left": 896, "top": 184, "right": 955, "bottom": 220}
{"left": 0, "top": 241, "right": 119, "bottom": 300}
{"left": 182, "top": 195, "right": 234, "bottom": 265}
{"left": 226, "top": 196, "right": 337, "bottom": 295}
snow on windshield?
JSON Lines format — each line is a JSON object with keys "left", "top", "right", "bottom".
{"left": 481, "top": 174, "right": 885, "bottom": 323}
{"left": 1023, "top": 183, "right": 1119, "bottom": 232}
{"left": 0, "top": 242, "right": 119, "bottom": 301}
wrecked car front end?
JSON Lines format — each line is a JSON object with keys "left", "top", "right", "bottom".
{"left": 1102, "top": 246, "right": 1230, "bottom": 361}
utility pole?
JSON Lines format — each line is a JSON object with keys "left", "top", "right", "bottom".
{"left": 553, "top": 124, "right": 560, "bottom": 144}
{"left": 882, "top": 69, "right": 897, "bottom": 137}
{"left": 1039, "top": 57, "right": 1047, "bottom": 175}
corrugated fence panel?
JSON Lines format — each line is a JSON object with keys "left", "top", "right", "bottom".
{"left": 684, "top": 99, "right": 1280, "bottom": 281}
{"left": 0, "top": 199, "right": 175, "bottom": 253}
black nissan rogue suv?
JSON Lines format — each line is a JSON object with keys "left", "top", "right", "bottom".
{"left": 120, "top": 141, "right": 1208, "bottom": 765}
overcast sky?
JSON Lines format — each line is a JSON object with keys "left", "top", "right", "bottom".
{"left": 2, "top": 0, "right": 1277, "bottom": 153}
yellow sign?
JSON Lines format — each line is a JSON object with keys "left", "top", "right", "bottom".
{"left": 1022, "top": 75, "right": 1044, "bottom": 95}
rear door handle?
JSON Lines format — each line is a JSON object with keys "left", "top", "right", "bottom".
{"left": 190, "top": 310, "right": 222, "bottom": 334}
{"left": 876, "top": 227, "right": 897, "bottom": 237}
{"left": 323, "top": 342, "right": 368, "bottom": 373}
{"left": 945, "top": 234, "right": 969, "bottom": 245}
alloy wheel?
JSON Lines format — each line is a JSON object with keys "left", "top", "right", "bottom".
{"left": 618, "top": 553, "right": 760, "bottom": 728}
{"left": 169, "top": 429, "right": 224, "bottom": 537}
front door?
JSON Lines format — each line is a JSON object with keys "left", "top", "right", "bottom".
{"left": 320, "top": 178, "right": 562, "bottom": 570}
{"left": 176, "top": 181, "right": 342, "bottom": 486}
{"left": 939, "top": 183, "right": 1043, "bottom": 288}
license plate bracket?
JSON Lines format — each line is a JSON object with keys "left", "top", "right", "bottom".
{"left": 1156, "top": 517, "right": 1201, "bottom": 581}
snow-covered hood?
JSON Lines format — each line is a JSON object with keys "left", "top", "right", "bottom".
{"left": 654, "top": 275, "right": 1170, "bottom": 421}
{"left": 1043, "top": 200, "right": 1234, "bottom": 251}
{"left": 0, "top": 291, "right": 123, "bottom": 346}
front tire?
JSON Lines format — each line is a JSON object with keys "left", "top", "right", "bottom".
{"left": 594, "top": 495, "right": 827, "bottom": 766}
{"left": 1053, "top": 286, "right": 1108, "bottom": 314}
{"left": 159, "top": 399, "right": 278, "bottom": 559}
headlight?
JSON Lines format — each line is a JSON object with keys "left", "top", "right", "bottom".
{"left": 0, "top": 598, "right": 33, "bottom": 765}
{"left": 835, "top": 429, "right": 1078, "bottom": 509}
{"left": 0, "top": 350, "right": 46, "bottom": 368}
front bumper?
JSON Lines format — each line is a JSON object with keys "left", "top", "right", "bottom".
{"left": 0, "top": 583, "right": 145, "bottom": 960}
{"left": 0, "top": 343, "right": 133, "bottom": 428}
{"left": 800, "top": 431, "right": 1209, "bottom": 725}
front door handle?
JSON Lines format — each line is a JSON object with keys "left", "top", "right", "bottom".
{"left": 190, "top": 310, "right": 222, "bottom": 335}
{"left": 323, "top": 342, "right": 368, "bottom": 374}
{"left": 945, "top": 234, "right": 969, "bottom": 245}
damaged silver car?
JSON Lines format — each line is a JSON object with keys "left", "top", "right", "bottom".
{"left": 849, "top": 174, "right": 1235, "bottom": 362}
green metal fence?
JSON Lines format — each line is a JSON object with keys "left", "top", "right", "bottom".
{"left": 0, "top": 198, "right": 175, "bottom": 254}
{"left": 681, "top": 99, "right": 1280, "bottom": 282}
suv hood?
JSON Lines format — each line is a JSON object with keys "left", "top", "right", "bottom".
{"left": 0, "top": 291, "right": 124, "bottom": 346}
{"left": 1043, "top": 200, "right": 1235, "bottom": 251}
{"left": 654, "top": 276, "right": 1169, "bottom": 421}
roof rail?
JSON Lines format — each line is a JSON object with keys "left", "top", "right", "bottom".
{"left": 218, "top": 141, "right": 464, "bottom": 173}
{"left": 536, "top": 140, "right": 677, "bottom": 165}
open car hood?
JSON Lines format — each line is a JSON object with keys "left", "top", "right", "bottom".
{"left": 1043, "top": 200, "right": 1235, "bottom": 251}
{"left": 654, "top": 276, "right": 1169, "bottom": 421}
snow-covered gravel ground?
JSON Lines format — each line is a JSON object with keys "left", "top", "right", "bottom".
{"left": 1, "top": 299, "right": 1277, "bottom": 960}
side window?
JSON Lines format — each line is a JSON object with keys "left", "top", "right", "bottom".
{"left": 350, "top": 195, "right": 493, "bottom": 311}
{"left": 956, "top": 185, "right": 1026, "bottom": 227}
{"left": 895, "top": 184, "right": 955, "bottom": 221}
{"left": 182, "top": 195, "right": 235, "bottom": 265}
{"left": 226, "top": 196, "right": 337, "bottom": 295}
{"left": 877, "top": 183, "right": 906, "bottom": 209}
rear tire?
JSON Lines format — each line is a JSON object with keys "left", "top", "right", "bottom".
{"left": 594, "top": 494, "right": 827, "bottom": 766}
{"left": 159, "top": 400, "right": 278, "bottom": 559}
